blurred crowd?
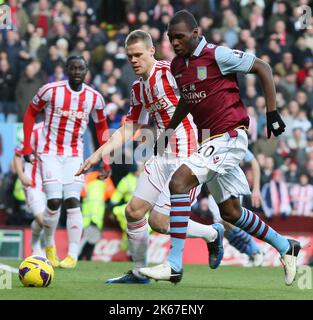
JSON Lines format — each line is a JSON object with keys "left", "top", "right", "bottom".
{"left": 1, "top": 0, "right": 313, "bottom": 227}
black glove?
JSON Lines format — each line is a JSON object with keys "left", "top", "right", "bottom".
{"left": 154, "top": 133, "right": 169, "bottom": 156}
{"left": 266, "top": 110, "right": 286, "bottom": 138}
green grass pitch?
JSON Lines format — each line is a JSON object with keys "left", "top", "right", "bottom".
{"left": 0, "top": 259, "right": 312, "bottom": 300}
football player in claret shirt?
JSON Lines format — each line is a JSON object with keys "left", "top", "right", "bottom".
{"left": 139, "top": 10, "right": 301, "bottom": 285}
{"left": 76, "top": 30, "right": 224, "bottom": 283}
{"left": 22, "top": 56, "right": 110, "bottom": 269}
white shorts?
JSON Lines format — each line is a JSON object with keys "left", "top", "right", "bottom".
{"left": 183, "top": 129, "right": 251, "bottom": 204}
{"left": 39, "top": 154, "right": 85, "bottom": 200}
{"left": 133, "top": 154, "right": 201, "bottom": 216}
{"left": 25, "top": 186, "right": 46, "bottom": 216}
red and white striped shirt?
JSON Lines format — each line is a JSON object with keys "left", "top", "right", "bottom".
{"left": 31, "top": 80, "right": 106, "bottom": 157}
{"left": 126, "top": 60, "right": 197, "bottom": 157}
{"left": 290, "top": 184, "right": 313, "bottom": 216}
{"left": 16, "top": 122, "right": 44, "bottom": 188}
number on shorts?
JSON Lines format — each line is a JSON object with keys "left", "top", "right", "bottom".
{"left": 198, "top": 145, "right": 215, "bottom": 157}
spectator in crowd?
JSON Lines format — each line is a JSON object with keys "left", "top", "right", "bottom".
{"left": 15, "top": 61, "right": 44, "bottom": 121}
{"left": 292, "top": 110, "right": 311, "bottom": 133}
{"left": 93, "top": 58, "right": 114, "bottom": 90}
{"left": 51, "top": 1, "right": 73, "bottom": 26}
{"left": 47, "top": 64, "right": 67, "bottom": 83}
{"left": 9, "top": 0, "right": 30, "bottom": 38}
{"left": 0, "top": 59, "right": 17, "bottom": 122}
{"left": 30, "top": 0, "right": 52, "bottom": 37}
{"left": 301, "top": 77, "right": 313, "bottom": 112}
{"left": 290, "top": 173, "right": 313, "bottom": 217}
{"left": 3, "top": 30, "right": 31, "bottom": 75}
{"left": 221, "top": 9, "right": 240, "bottom": 48}
{"left": 285, "top": 159, "right": 299, "bottom": 185}
{"left": 273, "top": 139, "right": 292, "bottom": 169}
{"left": 274, "top": 52, "right": 299, "bottom": 77}
{"left": 287, "top": 127, "right": 307, "bottom": 168}
{"left": 153, "top": 0, "right": 174, "bottom": 22}
{"left": 253, "top": 127, "right": 279, "bottom": 157}
{"left": 295, "top": 90, "right": 311, "bottom": 115}
{"left": 260, "top": 156, "right": 275, "bottom": 186}
{"left": 42, "top": 45, "right": 65, "bottom": 76}
{"left": 261, "top": 170, "right": 292, "bottom": 219}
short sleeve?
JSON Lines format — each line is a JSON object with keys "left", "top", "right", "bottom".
{"left": 244, "top": 149, "right": 255, "bottom": 163}
{"left": 91, "top": 93, "right": 106, "bottom": 123}
{"left": 126, "top": 87, "right": 149, "bottom": 125}
{"left": 215, "top": 46, "right": 256, "bottom": 75}
{"left": 31, "top": 84, "right": 52, "bottom": 111}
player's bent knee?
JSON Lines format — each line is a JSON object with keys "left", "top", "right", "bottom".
{"left": 169, "top": 175, "right": 189, "bottom": 194}
{"left": 149, "top": 212, "right": 169, "bottom": 234}
{"left": 125, "top": 202, "right": 146, "bottom": 222}
{"left": 219, "top": 201, "right": 241, "bottom": 224}
{"left": 64, "top": 197, "right": 80, "bottom": 209}
{"left": 47, "top": 198, "right": 62, "bottom": 211}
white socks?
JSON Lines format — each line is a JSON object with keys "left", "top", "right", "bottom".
{"left": 31, "top": 219, "right": 43, "bottom": 253}
{"left": 166, "top": 219, "right": 218, "bottom": 242}
{"left": 186, "top": 219, "right": 218, "bottom": 242}
{"left": 127, "top": 217, "right": 149, "bottom": 277}
{"left": 66, "top": 208, "right": 83, "bottom": 260}
{"left": 43, "top": 207, "right": 60, "bottom": 247}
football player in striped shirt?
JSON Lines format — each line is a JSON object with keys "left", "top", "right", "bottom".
{"left": 76, "top": 30, "right": 224, "bottom": 283}
{"left": 22, "top": 56, "right": 110, "bottom": 269}
{"left": 14, "top": 122, "right": 46, "bottom": 256}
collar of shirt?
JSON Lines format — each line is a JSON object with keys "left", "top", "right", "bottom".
{"left": 140, "top": 59, "right": 157, "bottom": 83}
{"left": 192, "top": 36, "right": 207, "bottom": 57}
{"left": 184, "top": 36, "right": 207, "bottom": 66}
{"left": 66, "top": 80, "right": 85, "bottom": 94}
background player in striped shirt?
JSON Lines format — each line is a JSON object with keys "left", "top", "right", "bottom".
{"left": 14, "top": 122, "right": 46, "bottom": 256}
{"left": 22, "top": 56, "right": 110, "bottom": 269}
{"left": 76, "top": 30, "right": 224, "bottom": 284}
{"left": 140, "top": 10, "right": 301, "bottom": 286}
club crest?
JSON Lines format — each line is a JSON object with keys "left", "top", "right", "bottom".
{"left": 197, "top": 66, "right": 207, "bottom": 80}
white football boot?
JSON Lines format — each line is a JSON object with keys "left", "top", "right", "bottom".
{"left": 280, "top": 239, "right": 301, "bottom": 286}
{"left": 139, "top": 261, "right": 183, "bottom": 283}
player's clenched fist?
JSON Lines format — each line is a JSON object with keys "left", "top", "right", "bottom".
{"left": 266, "top": 110, "right": 286, "bottom": 138}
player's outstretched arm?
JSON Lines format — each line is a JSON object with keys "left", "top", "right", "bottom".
{"left": 154, "top": 98, "right": 190, "bottom": 156}
{"left": 75, "top": 121, "right": 141, "bottom": 176}
{"left": 250, "top": 58, "right": 285, "bottom": 138}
